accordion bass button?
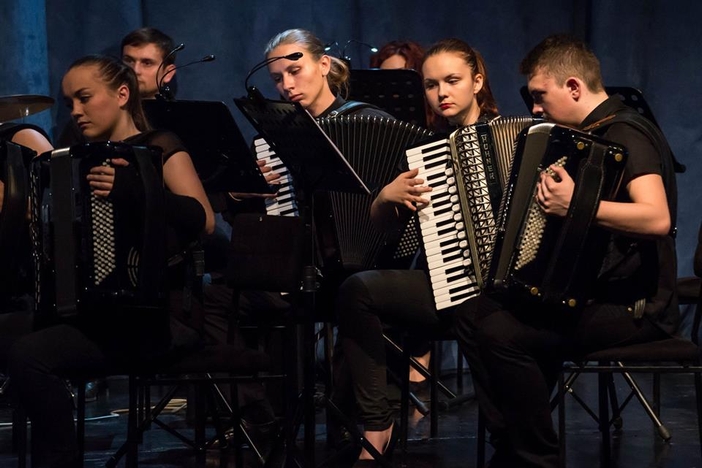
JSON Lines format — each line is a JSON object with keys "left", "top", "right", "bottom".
{"left": 529, "top": 287, "right": 540, "bottom": 296}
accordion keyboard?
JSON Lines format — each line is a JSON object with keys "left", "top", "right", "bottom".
{"left": 406, "top": 117, "right": 539, "bottom": 311}
{"left": 253, "top": 137, "right": 299, "bottom": 217}
{"left": 407, "top": 137, "right": 479, "bottom": 310}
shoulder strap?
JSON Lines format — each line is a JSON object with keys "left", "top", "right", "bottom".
{"left": 327, "top": 100, "right": 381, "bottom": 117}
{"left": 585, "top": 107, "right": 678, "bottom": 235}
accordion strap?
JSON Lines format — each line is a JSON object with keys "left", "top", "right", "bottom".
{"left": 583, "top": 108, "right": 678, "bottom": 236}
{"left": 543, "top": 143, "right": 609, "bottom": 303}
{"left": 326, "top": 100, "right": 381, "bottom": 117}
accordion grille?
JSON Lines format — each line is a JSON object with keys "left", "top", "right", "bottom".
{"left": 318, "top": 115, "right": 433, "bottom": 270}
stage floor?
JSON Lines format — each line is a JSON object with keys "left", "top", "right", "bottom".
{"left": 0, "top": 371, "right": 700, "bottom": 467}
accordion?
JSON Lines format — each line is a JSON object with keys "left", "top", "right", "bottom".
{"left": 406, "top": 116, "right": 539, "bottom": 310}
{"left": 255, "top": 115, "right": 433, "bottom": 271}
{"left": 0, "top": 140, "right": 34, "bottom": 302}
{"left": 30, "top": 142, "right": 167, "bottom": 319}
{"left": 488, "top": 122, "right": 627, "bottom": 309}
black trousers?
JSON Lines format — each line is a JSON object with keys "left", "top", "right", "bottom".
{"left": 7, "top": 304, "right": 190, "bottom": 468}
{"left": 8, "top": 324, "right": 110, "bottom": 468}
{"left": 335, "top": 269, "right": 452, "bottom": 431}
{"left": 454, "top": 294, "right": 668, "bottom": 468}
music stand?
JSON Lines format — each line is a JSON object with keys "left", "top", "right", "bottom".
{"left": 233, "top": 96, "right": 375, "bottom": 466}
{"left": 233, "top": 97, "right": 370, "bottom": 196}
{"left": 349, "top": 68, "right": 427, "bottom": 127}
{"left": 518, "top": 85, "right": 685, "bottom": 172}
{"left": 142, "top": 99, "right": 275, "bottom": 193}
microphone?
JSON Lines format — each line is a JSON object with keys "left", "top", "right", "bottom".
{"left": 154, "top": 43, "right": 184, "bottom": 98}
{"left": 342, "top": 39, "right": 378, "bottom": 65}
{"left": 156, "top": 54, "right": 216, "bottom": 101}
{"left": 243, "top": 52, "right": 303, "bottom": 100}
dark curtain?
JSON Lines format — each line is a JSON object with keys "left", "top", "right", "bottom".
{"left": 3, "top": 0, "right": 701, "bottom": 277}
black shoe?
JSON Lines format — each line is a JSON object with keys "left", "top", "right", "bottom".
{"left": 354, "top": 421, "right": 400, "bottom": 467}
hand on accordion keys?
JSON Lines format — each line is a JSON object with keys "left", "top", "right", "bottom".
{"left": 86, "top": 157, "right": 129, "bottom": 197}
{"left": 379, "top": 168, "right": 433, "bottom": 212}
{"left": 536, "top": 164, "right": 574, "bottom": 217}
{"left": 228, "top": 159, "right": 280, "bottom": 200}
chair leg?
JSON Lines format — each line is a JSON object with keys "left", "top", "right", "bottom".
{"left": 694, "top": 372, "right": 702, "bottom": 461}
{"left": 605, "top": 374, "right": 622, "bottom": 431}
{"left": 476, "top": 411, "right": 486, "bottom": 468}
{"left": 558, "top": 371, "right": 566, "bottom": 468}
{"left": 400, "top": 336, "right": 410, "bottom": 456}
{"left": 13, "top": 406, "right": 27, "bottom": 468}
{"left": 126, "top": 374, "right": 140, "bottom": 468}
{"left": 76, "top": 380, "right": 85, "bottom": 468}
{"left": 456, "top": 344, "right": 464, "bottom": 392}
{"left": 616, "top": 364, "right": 670, "bottom": 441}
{"left": 598, "top": 373, "right": 611, "bottom": 468}
{"left": 430, "top": 340, "right": 439, "bottom": 438}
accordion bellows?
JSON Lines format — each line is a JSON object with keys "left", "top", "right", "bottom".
{"left": 255, "top": 115, "right": 433, "bottom": 272}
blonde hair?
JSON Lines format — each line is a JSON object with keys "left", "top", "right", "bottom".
{"left": 264, "top": 28, "right": 350, "bottom": 98}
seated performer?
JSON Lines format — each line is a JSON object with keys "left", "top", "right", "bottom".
{"left": 370, "top": 39, "right": 436, "bottom": 171}
{"left": 0, "top": 123, "right": 53, "bottom": 366}
{"left": 56, "top": 27, "right": 177, "bottom": 148}
{"left": 333, "top": 38, "right": 499, "bottom": 464}
{"left": 7, "top": 54, "right": 214, "bottom": 468}
{"left": 453, "top": 34, "right": 678, "bottom": 468}
{"left": 121, "top": 27, "right": 178, "bottom": 100}
{"left": 201, "top": 27, "right": 393, "bottom": 448}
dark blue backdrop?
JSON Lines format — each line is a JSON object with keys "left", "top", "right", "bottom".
{"left": 3, "top": 0, "right": 701, "bottom": 277}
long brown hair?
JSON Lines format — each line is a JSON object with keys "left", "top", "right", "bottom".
{"left": 423, "top": 39, "right": 499, "bottom": 129}
{"left": 264, "top": 28, "right": 350, "bottom": 98}
{"left": 66, "top": 55, "right": 151, "bottom": 132}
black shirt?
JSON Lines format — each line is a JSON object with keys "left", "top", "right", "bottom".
{"left": 123, "top": 129, "right": 187, "bottom": 164}
{"left": 580, "top": 97, "right": 679, "bottom": 334}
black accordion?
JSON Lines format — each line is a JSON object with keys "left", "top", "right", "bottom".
{"left": 406, "top": 116, "right": 540, "bottom": 310}
{"left": 30, "top": 142, "right": 167, "bottom": 319}
{"left": 0, "top": 140, "right": 34, "bottom": 302}
{"left": 255, "top": 115, "right": 433, "bottom": 271}
{"left": 488, "top": 122, "right": 627, "bottom": 309}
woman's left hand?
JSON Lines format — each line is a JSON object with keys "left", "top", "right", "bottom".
{"left": 87, "top": 158, "right": 129, "bottom": 197}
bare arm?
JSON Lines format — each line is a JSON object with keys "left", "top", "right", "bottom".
{"left": 11, "top": 128, "right": 54, "bottom": 155}
{"left": 163, "top": 151, "right": 216, "bottom": 235}
{"left": 537, "top": 165, "right": 670, "bottom": 238}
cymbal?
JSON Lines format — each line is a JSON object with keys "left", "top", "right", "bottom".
{"left": 0, "top": 94, "right": 54, "bottom": 123}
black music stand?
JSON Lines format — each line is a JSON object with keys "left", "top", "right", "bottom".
{"left": 233, "top": 96, "right": 392, "bottom": 467}
{"left": 349, "top": 68, "right": 427, "bottom": 127}
{"left": 518, "top": 85, "right": 685, "bottom": 173}
{"left": 143, "top": 99, "right": 276, "bottom": 193}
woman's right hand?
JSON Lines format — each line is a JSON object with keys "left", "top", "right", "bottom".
{"left": 86, "top": 158, "right": 129, "bottom": 197}
{"left": 378, "top": 168, "right": 432, "bottom": 211}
